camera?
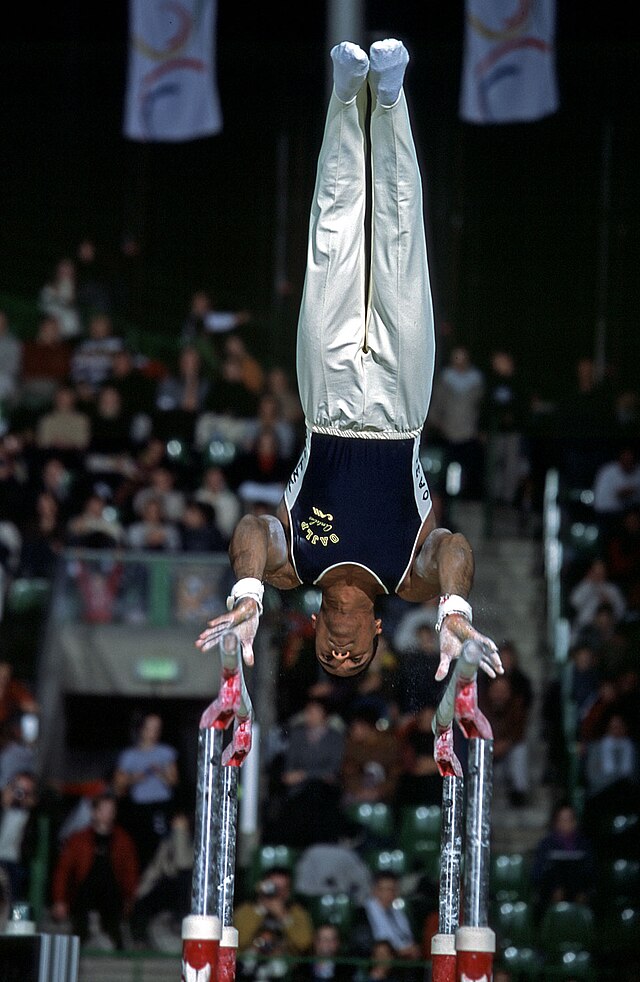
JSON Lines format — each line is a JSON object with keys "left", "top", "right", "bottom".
{"left": 258, "top": 879, "right": 278, "bottom": 898}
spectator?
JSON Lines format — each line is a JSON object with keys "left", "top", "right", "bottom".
{"left": 109, "top": 348, "right": 156, "bottom": 417}
{"left": 194, "top": 466, "right": 241, "bottom": 544}
{"left": 132, "top": 465, "right": 186, "bottom": 524}
{"left": 75, "top": 237, "right": 113, "bottom": 320}
{"left": 155, "top": 345, "right": 210, "bottom": 416}
{"left": 237, "top": 917, "right": 288, "bottom": 982}
{"left": 126, "top": 496, "right": 181, "bottom": 551}
{"left": 293, "top": 923, "right": 352, "bottom": 982}
{"left": 18, "top": 490, "right": 65, "bottom": 578}
{"left": 0, "top": 718, "right": 36, "bottom": 791}
{"left": 38, "top": 258, "right": 82, "bottom": 339}
{"left": 360, "top": 940, "right": 404, "bottom": 982}
{"left": 351, "top": 872, "right": 420, "bottom": 961}
{"left": 585, "top": 713, "right": 638, "bottom": 798}
{"left": 574, "top": 602, "right": 629, "bottom": 677}
{"left": 66, "top": 491, "right": 124, "bottom": 548}
{"left": 606, "top": 506, "right": 640, "bottom": 612}
{"left": 481, "top": 350, "right": 529, "bottom": 506}
{"left": 561, "top": 356, "right": 615, "bottom": 484}
{"left": 178, "top": 499, "right": 225, "bottom": 552}
{"left": 243, "top": 394, "right": 297, "bottom": 462}
{"left": 212, "top": 336, "right": 262, "bottom": 417}
{"left": 294, "top": 843, "right": 372, "bottom": 906}
{"left": 481, "top": 675, "right": 530, "bottom": 807}
{"left": 70, "top": 313, "right": 124, "bottom": 393}
{"left": 394, "top": 705, "right": 440, "bottom": 810}
{"left": 129, "top": 810, "right": 193, "bottom": 950}
{"left": 396, "top": 625, "right": 442, "bottom": 717}
{"left": 568, "top": 644, "right": 601, "bottom": 727}
{"left": 235, "top": 866, "right": 314, "bottom": 956}
{"left": 181, "top": 289, "right": 250, "bottom": 343}
{"left": 277, "top": 697, "right": 345, "bottom": 846}
{"left": 569, "top": 558, "right": 626, "bottom": 641}
{"left": 230, "top": 427, "right": 292, "bottom": 493}
{"left": 19, "top": 316, "right": 72, "bottom": 409}
{"left": 593, "top": 446, "right": 640, "bottom": 524}
{"left": 530, "top": 802, "right": 595, "bottom": 918}
{"left": 0, "top": 309, "right": 22, "bottom": 405}
{"left": 265, "top": 366, "right": 304, "bottom": 428}
{"left": 51, "top": 791, "right": 139, "bottom": 949}
{"left": 0, "top": 771, "right": 40, "bottom": 908}
{"left": 88, "top": 385, "right": 134, "bottom": 456}
{"left": 113, "top": 712, "right": 179, "bottom": 868}
{"left": 35, "top": 384, "right": 91, "bottom": 455}
{"left": 427, "top": 346, "right": 484, "bottom": 499}
{"left": 0, "top": 663, "right": 38, "bottom": 728}
{"left": 341, "top": 707, "right": 401, "bottom": 808}
{"left": 496, "top": 640, "right": 533, "bottom": 712}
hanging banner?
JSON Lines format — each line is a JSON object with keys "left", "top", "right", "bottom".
{"left": 460, "top": 0, "right": 559, "bottom": 124}
{"left": 124, "top": 0, "right": 222, "bottom": 142}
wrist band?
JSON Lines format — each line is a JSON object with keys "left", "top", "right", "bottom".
{"left": 435, "top": 593, "right": 473, "bottom": 633}
{"left": 226, "top": 577, "right": 264, "bottom": 616}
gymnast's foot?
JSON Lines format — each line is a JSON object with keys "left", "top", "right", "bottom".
{"left": 331, "top": 41, "right": 369, "bottom": 103}
{"left": 369, "top": 38, "right": 409, "bottom": 107}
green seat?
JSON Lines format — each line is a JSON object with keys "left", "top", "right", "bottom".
{"left": 598, "top": 906, "right": 640, "bottom": 955}
{"left": 310, "top": 893, "right": 354, "bottom": 935}
{"left": 346, "top": 802, "right": 393, "bottom": 838}
{"left": 400, "top": 805, "right": 441, "bottom": 855}
{"left": 367, "top": 848, "right": 408, "bottom": 877}
{"left": 6, "top": 577, "right": 51, "bottom": 615}
{"left": 493, "top": 900, "right": 535, "bottom": 950}
{"left": 491, "top": 853, "right": 529, "bottom": 903}
{"left": 565, "top": 522, "right": 600, "bottom": 561}
{"left": 542, "top": 950, "right": 596, "bottom": 980}
{"left": 502, "top": 945, "right": 541, "bottom": 979}
{"left": 411, "top": 839, "right": 440, "bottom": 882}
{"left": 540, "top": 902, "right": 594, "bottom": 956}
{"left": 248, "top": 844, "right": 297, "bottom": 892}
{"left": 601, "top": 858, "right": 640, "bottom": 907}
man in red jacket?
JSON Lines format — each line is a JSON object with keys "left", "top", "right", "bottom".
{"left": 51, "top": 791, "right": 139, "bottom": 949}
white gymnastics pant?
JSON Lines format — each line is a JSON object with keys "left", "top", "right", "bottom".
{"left": 296, "top": 86, "right": 435, "bottom": 438}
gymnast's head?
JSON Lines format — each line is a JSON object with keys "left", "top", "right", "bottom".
{"left": 311, "top": 601, "right": 382, "bottom": 677}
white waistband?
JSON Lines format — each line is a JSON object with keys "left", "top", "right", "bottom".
{"left": 309, "top": 424, "right": 422, "bottom": 440}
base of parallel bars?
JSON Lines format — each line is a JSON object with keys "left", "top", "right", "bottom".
{"left": 181, "top": 914, "right": 220, "bottom": 981}
{"left": 455, "top": 926, "right": 495, "bottom": 982}
{"left": 218, "top": 926, "right": 239, "bottom": 982}
{"left": 431, "top": 933, "right": 457, "bottom": 982}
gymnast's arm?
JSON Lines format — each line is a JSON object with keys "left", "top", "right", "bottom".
{"left": 196, "top": 509, "right": 298, "bottom": 660}
{"left": 403, "top": 527, "right": 503, "bottom": 681}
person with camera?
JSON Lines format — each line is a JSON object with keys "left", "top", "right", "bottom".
{"left": 235, "top": 867, "right": 314, "bottom": 957}
{"left": 0, "top": 770, "right": 40, "bottom": 910}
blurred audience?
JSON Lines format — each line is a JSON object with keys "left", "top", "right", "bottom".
{"left": 235, "top": 866, "right": 314, "bottom": 956}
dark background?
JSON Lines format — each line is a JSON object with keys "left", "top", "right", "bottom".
{"left": 1, "top": 1, "right": 638, "bottom": 390}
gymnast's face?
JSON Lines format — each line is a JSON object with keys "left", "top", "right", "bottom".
{"left": 312, "top": 607, "right": 382, "bottom": 677}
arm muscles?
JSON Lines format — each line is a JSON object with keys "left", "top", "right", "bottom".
{"left": 228, "top": 513, "right": 291, "bottom": 582}
{"left": 412, "top": 528, "right": 475, "bottom": 599}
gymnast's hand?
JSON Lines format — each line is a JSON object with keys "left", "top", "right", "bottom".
{"left": 195, "top": 597, "right": 260, "bottom": 667}
{"left": 436, "top": 613, "right": 503, "bottom": 682}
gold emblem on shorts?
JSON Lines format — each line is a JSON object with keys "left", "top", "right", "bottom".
{"left": 301, "top": 506, "right": 340, "bottom": 546}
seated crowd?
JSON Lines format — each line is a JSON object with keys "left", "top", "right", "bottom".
{"left": 0, "top": 246, "right": 639, "bottom": 980}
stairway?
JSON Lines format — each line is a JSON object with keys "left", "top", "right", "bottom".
{"left": 452, "top": 502, "right": 553, "bottom": 852}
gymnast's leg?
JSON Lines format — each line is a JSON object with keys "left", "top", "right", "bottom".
{"left": 365, "top": 39, "right": 436, "bottom": 435}
{"left": 296, "top": 43, "right": 369, "bottom": 433}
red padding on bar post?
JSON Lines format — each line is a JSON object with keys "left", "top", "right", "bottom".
{"left": 455, "top": 926, "right": 495, "bottom": 981}
{"left": 431, "top": 932, "right": 457, "bottom": 982}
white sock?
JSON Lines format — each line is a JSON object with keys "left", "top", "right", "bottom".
{"left": 369, "top": 38, "right": 409, "bottom": 107}
{"left": 331, "top": 41, "right": 369, "bottom": 103}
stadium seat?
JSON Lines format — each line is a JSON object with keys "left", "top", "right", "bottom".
{"left": 542, "top": 949, "right": 596, "bottom": 980}
{"left": 598, "top": 906, "right": 640, "bottom": 955}
{"left": 399, "top": 805, "right": 441, "bottom": 857}
{"left": 491, "top": 852, "right": 529, "bottom": 902}
{"left": 539, "top": 902, "right": 594, "bottom": 956}
{"left": 309, "top": 893, "right": 354, "bottom": 935}
{"left": 493, "top": 900, "right": 536, "bottom": 950}
{"left": 6, "top": 577, "right": 50, "bottom": 615}
{"left": 501, "top": 945, "right": 541, "bottom": 980}
{"left": 247, "top": 844, "right": 297, "bottom": 891}
{"left": 600, "top": 858, "right": 640, "bottom": 908}
{"left": 366, "top": 848, "right": 408, "bottom": 877}
{"left": 593, "top": 811, "right": 640, "bottom": 858}
{"left": 345, "top": 802, "right": 393, "bottom": 838}
{"left": 410, "top": 838, "right": 440, "bottom": 882}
